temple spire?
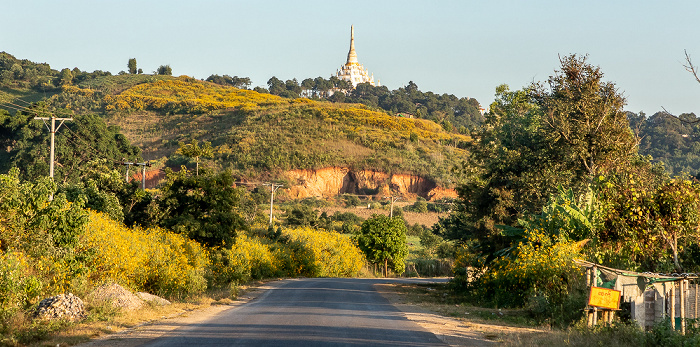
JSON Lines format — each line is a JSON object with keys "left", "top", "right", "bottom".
{"left": 346, "top": 25, "right": 358, "bottom": 64}
{"left": 336, "top": 25, "right": 375, "bottom": 88}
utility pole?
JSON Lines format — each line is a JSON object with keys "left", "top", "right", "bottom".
{"left": 34, "top": 115, "right": 73, "bottom": 180}
{"left": 387, "top": 195, "right": 401, "bottom": 218}
{"left": 134, "top": 162, "right": 151, "bottom": 190}
{"left": 263, "top": 183, "right": 283, "bottom": 226}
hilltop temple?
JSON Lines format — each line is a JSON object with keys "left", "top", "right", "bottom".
{"left": 336, "top": 26, "right": 377, "bottom": 88}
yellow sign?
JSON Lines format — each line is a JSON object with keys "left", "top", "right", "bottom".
{"left": 588, "top": 286, "right": 621, "bottom": 309}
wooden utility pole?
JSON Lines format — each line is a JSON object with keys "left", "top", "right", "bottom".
{"left": 263, "top": 183, "right": 283, "bottom": 226}
{"left": 34, "top": 115, "right": 73, "bottom": 180}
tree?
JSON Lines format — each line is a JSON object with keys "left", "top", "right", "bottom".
{"left": 300, "top": 78, "right": 314, "bottom": 97}
{"left": 283, "top": 204, "right": 318, "bottom": 227}
{"left": 127, "top": 58, "right": 137, "bottom": 74}
{"left": 0, "top": 168, "right": 89, "bottom": 255}
{"left": 445, "top": 55, "right": 640, "bottom": 260}
{"left": 57, "top": 68, "right": 73, "bottom": 86}
{"left": 355, "top": 214, "right": 408, "bottom": 276}
{"left": 267, "top": 76, "right": 285, "bottom": 95}
{"left": 176, "top": 139, "right": 213, "bottom": 176}
{"left": 205, "top": 74, "right": 251, "bottom": 89}
{"left": 531, "top": 54, "right": 637, "bottom": 182}
{"left": 156, "top": 65, "right": 172, "bottom": 76}
{"left": 158, "top": 169, "right": 247, "bottom": 247}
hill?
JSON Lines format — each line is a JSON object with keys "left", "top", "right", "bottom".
{"left": 0, "top": 53, "right": 470, "bottom": 197}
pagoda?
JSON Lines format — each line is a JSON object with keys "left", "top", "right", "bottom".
{"left": 336, "top": 26, "right": 376, "bottom": 88}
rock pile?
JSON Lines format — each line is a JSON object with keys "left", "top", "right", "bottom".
{"left": 89, "top": 283, "right": 145, "bottom": 311}
{"left": 34, "top": 293, "right": 86, "bottom": 321}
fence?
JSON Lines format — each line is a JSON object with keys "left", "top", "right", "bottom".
{"left": 577, "top": 259, "right": 699, "bottom": 334}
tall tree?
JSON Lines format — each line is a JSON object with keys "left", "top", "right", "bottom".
{"left": 158, "top": 169, "right": 247, "bottom": 247}
{"left": 355, "top": 214, "right": 408, "bottom": 276}
{"left": 127, "top": 58, "right": 137, "bottom": 74}
{"left": 443, "top": 55, "right": 640, "bottom": 257}
{"left": 0, "top": 110, "right": 141, "bottom": 183}
{"left": 531, "top": 54, "right": 638, "bottom": 182}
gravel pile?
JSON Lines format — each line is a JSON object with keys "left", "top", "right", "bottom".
{"left": 34, "top": 293, "right": 86, "bottom": 321}
{"left": 136, "top": 292, "right": 171, "bottom": 306}
{"left": 88, "top": 283, "right": 145, "bottom": 311}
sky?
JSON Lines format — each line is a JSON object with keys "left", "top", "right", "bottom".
{"left": 4, "top": 0, "right": 700, "bottom": 115}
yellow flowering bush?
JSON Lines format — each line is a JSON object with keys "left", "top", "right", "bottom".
{"left": 216, "top": 234, "right": 278, "bottom": 283}
{"left": 106, "top": 77, "right": 285, "bottom": 114}
{"left": 79, "top": 211, "right": 209, "bottom": 297}
{"left": 210, "top": 227, "right": 364, "bottom": 284}
{"left": 283, "top": 227, "right": 364, "bottom": 277}
{"left": 472, "top": 228, "right": 584, "bottom": 325}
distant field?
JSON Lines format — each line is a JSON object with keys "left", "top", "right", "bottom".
{"left": 319, "top": 206, "right": 446, "bottom": 228}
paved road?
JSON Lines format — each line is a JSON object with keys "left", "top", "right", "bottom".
{"left": 143, "top": 278, "right": 448, "bottom": 347}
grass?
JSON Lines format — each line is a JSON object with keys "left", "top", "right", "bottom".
{"left": 5, "top": 281, "right": 268, "bottom": 347}
{"left": 318, "top": 205, "right": 447, "bottom": 228}
{"left": 395, "top": 282, "right": 539, "bottom": 327}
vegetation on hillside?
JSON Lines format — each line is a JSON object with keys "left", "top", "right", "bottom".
{"left": 259, "top": 76, "right": 484, "bottom": 133}
{"left": 54, "top": 77, "right": 468, "bottom": 185}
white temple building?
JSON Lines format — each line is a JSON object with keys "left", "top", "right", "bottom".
{"left": 336, "top": 26, "right": 377, "bottom": 88}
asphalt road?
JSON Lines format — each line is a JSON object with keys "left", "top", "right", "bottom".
{"left": 142, "top": 278, "right": 449, "bottom": 347}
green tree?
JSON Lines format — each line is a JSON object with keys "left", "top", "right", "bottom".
{"left": 355, "top": 214, "right": 408, "bottom": 276}
{"left": 176, "top": 139, "right": 213, "bottom": 176}
{"left": 158, "top": 169, "right": 247, "bottom": 247}
{"left": 531, "top": 54, "right": 637, "bottom": 182}
{"left": 128, "top": 58, "right": 137, "bottom": 74}
{"left": 283, "top": 204, "right": 318, "bottom": 227}
{"left": 0, "top": 168, "right": 89, "bottom": 255}
{"left": 206, "top": 74, "right": 251, "bottom": 89}
{"left": 156, "top": 65, "right": 172, "bottom": 76}
{"left": 445, "top": 55, "right": 639, "bottom": 260}
{"left": 267, "top": 76, "right": 285, "bottom": 95}
{"left": 57, "top": 68, "right": 73, "bottom": 86}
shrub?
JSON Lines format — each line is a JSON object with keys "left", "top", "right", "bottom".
{"left": 212, "top": 227, "right": 364, "bottom": 283}
{"left": 216, "top": 235, "right": 278, "bottom": 283}
{"left": 283, "top": 227, "right": 364, "bottom": 277}
{"left": 79, "top": 211, "right": 209, "bottom": 298}
{"left": 0, "top": 252, "right": 42, "bottom": 331}
{"left": 468, "top": 229, "right": 585, "bottom": 326}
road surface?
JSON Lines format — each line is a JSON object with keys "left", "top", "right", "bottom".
{"left": 141, "top": 278, "right": 448, "bottom": 346}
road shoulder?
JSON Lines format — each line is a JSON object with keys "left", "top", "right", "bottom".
{"left": 375, "top": 282, "right": 546, "bottom": 346}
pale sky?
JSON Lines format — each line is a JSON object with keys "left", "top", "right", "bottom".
{"left": 4, "top": 0, "right": 700, "bottom": 115}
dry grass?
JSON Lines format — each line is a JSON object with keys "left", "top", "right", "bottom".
{"left": 381, "top": 282, "right": 551, "bottom": 346}
{"left": 319, "top": 205, "right": 447, "bottom": 228}
{"left": 24, "top": 281, "right": 269, "bottom": 347}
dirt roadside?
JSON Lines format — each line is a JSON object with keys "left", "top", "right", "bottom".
{"left": 375, "top": 283, "right": 547, "bottom": 346}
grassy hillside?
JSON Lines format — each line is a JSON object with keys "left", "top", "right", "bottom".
{"left": 5, "top": 74, "right": 470, "bottom": 186}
